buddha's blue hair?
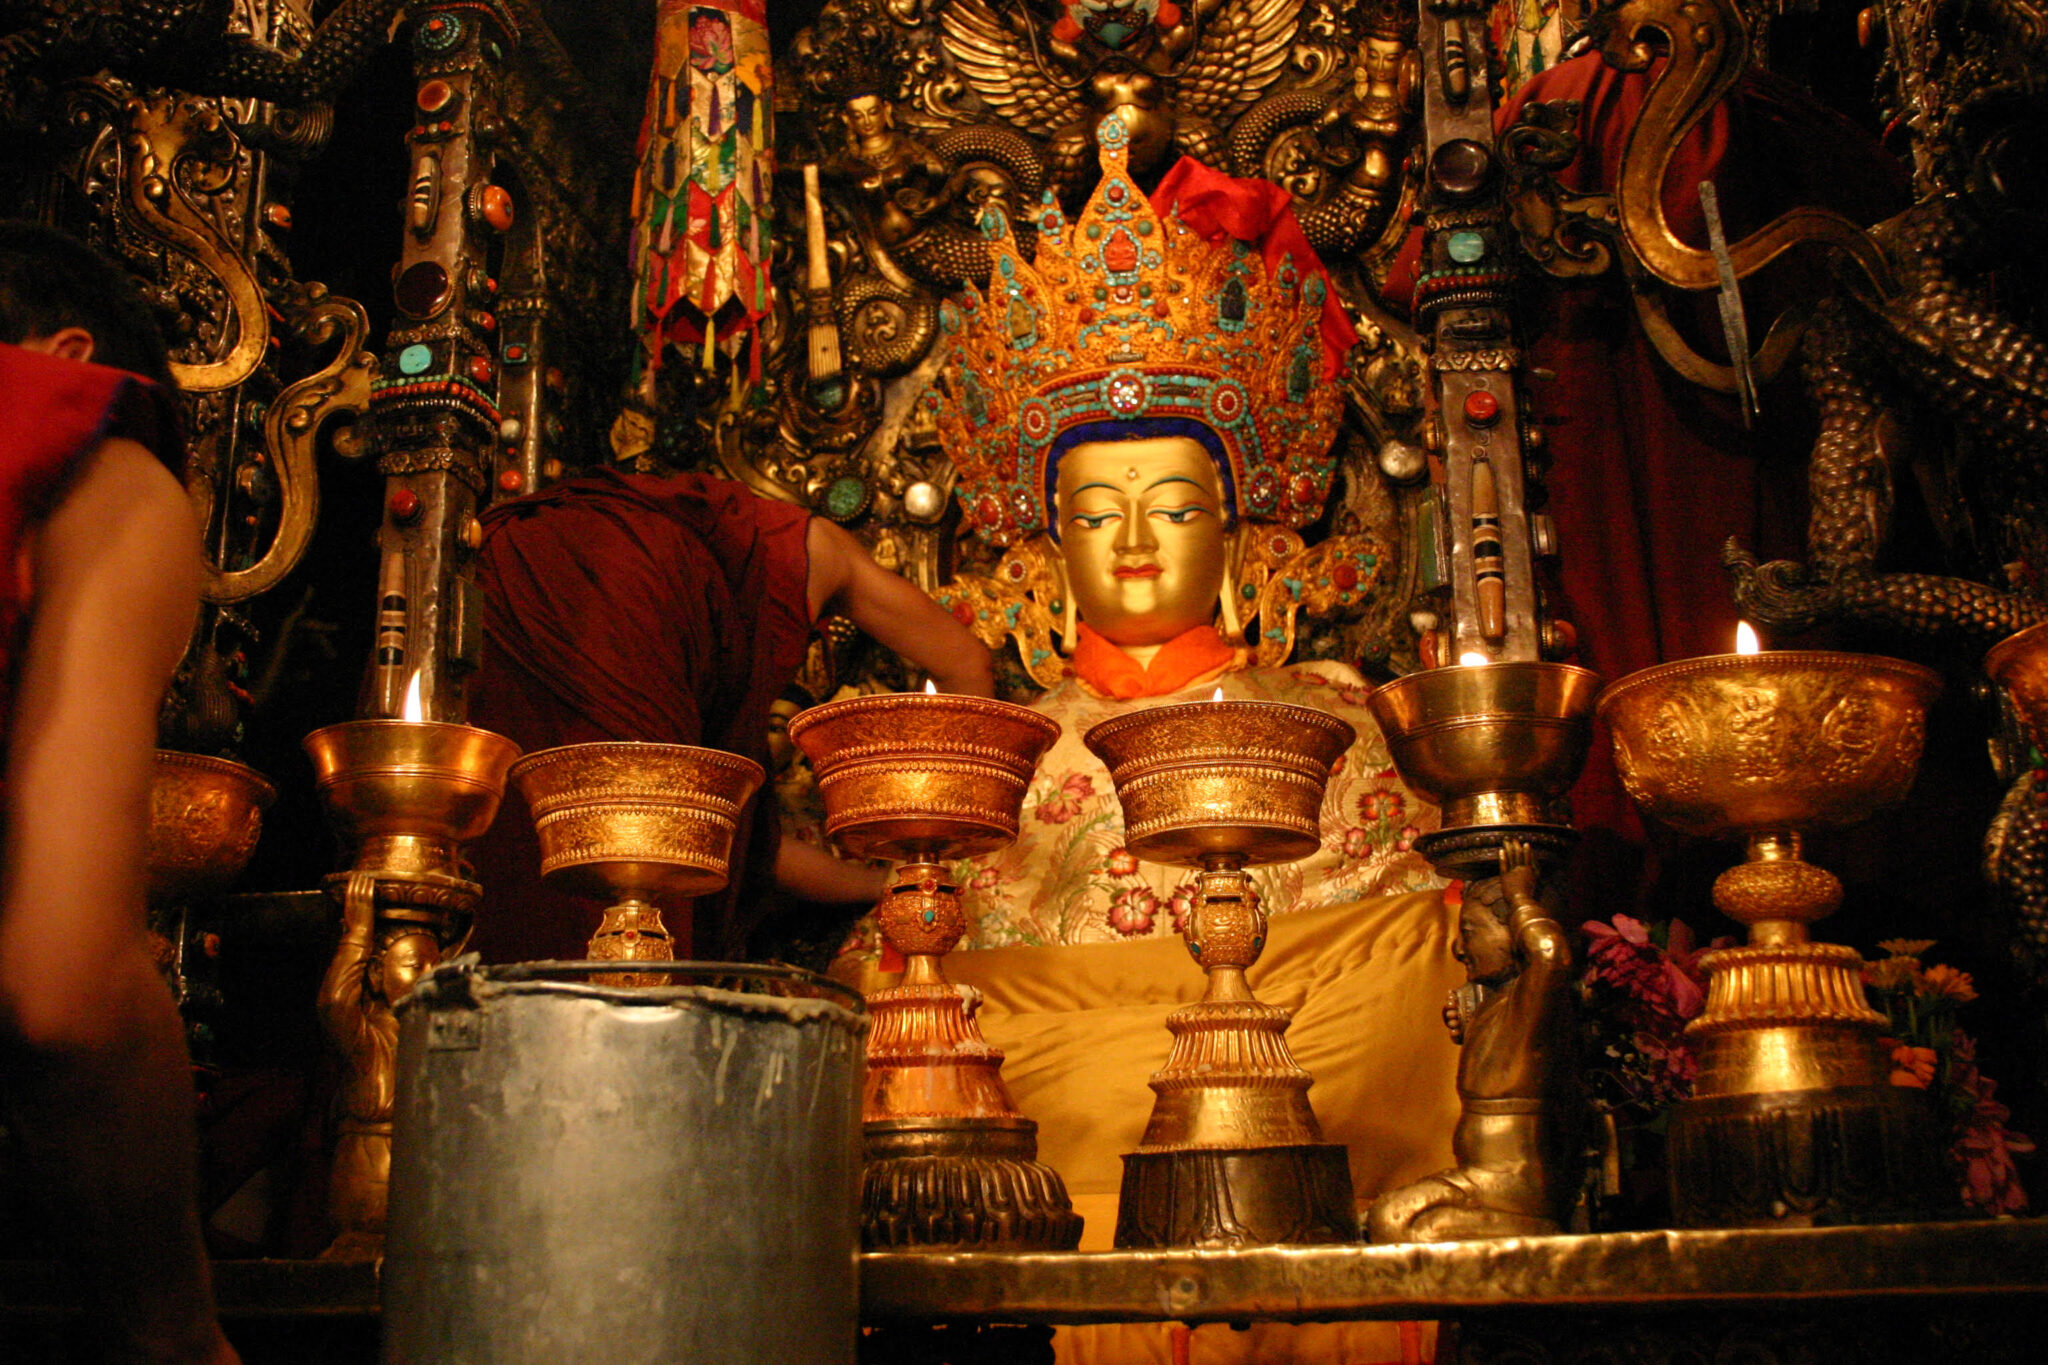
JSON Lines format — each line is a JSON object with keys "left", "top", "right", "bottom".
{"left": 1043, "top": 418, "right": 1235, "bottom": 542}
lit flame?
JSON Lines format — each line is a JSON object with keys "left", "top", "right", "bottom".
{"left": 924, "top": 678, "right": 939, "bottom": 695}
{"left": 1458, "top": 651, "right": 1490, "bottom": 667}
{"left": 1735, "top": 621, "right": 1762, "bottom": 656}
{"left": 401, "top": 671, "right": 425, "bottom": 723}
{"left": 1211, "top": 686, "right": 1225, "bottom": 702}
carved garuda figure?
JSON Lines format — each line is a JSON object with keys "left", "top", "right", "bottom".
{"left": 940, "top": 0, "right": 1307, "bottom": 201}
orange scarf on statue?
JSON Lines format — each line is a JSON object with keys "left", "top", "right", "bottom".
{"left": 1070, "top": 623, "right": 1240, "bottom": 699}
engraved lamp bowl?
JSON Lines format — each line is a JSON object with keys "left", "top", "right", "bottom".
{"left": 1082, "top": 700, "right": 1355, "bottom": 867}
{"left": 786, "top": 693, "right": 1061, "bottom": 862}
{"left": 1597, "top": 652, "right": 1940, "bottom": 840}
{"left": 304, "top": 720, "right": 521, "bottom": 881}
{"left": 508, "top": 742, "right": 767, "bottom": 904}
{"left": 1987, "top": 619, "right": 2048, "bottom": 746}
{"left": 1366, "top": 661, "right": 1600, "bottom": 833}
{"left": 147, "top": 750, "right": 277, "bottom": 905}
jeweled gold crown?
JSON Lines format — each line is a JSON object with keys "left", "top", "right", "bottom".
{"left": 933, "top": 112, "right": 1345, "bottom": 546}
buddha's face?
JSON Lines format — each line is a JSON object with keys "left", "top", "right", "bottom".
{"left": 1055, "top": 436, "right": 1229, "bottom": 648}
{"left": 845, "top": 94, "right": 892, "bottom": 140}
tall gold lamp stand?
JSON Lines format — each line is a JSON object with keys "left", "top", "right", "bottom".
{"left": 1084, "top": 698, "right": 1357, "bottom": 1248}
{"left": 304, "top": 718, "right": 520, "bottom": 1256}
{"left": 789, "top": 692, "right": 1082, "bottom": 1250}
{"left": 1601, "top": 650, "right": 1947, "bottom": 1226}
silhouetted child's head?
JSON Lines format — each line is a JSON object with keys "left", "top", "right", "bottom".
{"left": 0, "top": 221, "right": 175, "bottom": 389}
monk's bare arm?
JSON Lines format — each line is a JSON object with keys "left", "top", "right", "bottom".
{"left": 0, "top": 436, "right": 233, "bottom": 1365}
{"left": 806, "top": 517, "right": 995, "bottom": 696}
{"left": 0, "top": 436, "right": 198, "bottom": 1035}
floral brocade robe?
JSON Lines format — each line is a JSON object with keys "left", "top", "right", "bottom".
{"left": 832, "top": 661, "right": 1442, "bottom": 968}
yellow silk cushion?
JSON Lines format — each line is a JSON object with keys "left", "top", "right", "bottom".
{"left": 941, "top": 889, "right": 1463, "bottom": 1364}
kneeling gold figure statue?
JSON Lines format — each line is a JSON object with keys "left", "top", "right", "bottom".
{"left": 1369, "top": 838, "right": 1579, "bottom": 1241}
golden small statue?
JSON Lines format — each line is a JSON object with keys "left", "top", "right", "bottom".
{"left": 1368, "top": 837, "right": 1579, "bottom": 1241}
{"left": 318, "top": 873, "right": 446, "bottom": 1259}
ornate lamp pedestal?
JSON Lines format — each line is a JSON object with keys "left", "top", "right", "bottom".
{"left": 509, "top": 742, "right": 766, "bottom": 977}
{"left": 1600, "top": 651, "right": 1946, "bottom": 1227}
{"left": 789, "top": 693, "right": 1082, "bottom": 1251}
{"left": 1084, "top": 699, "right": 1357, "bottom": 1249}
{"left": 304, "top": 719, "right": 520, "bottom": 1257}
{"left": 146, "top": 751, "right": 276, "bottom": 1056}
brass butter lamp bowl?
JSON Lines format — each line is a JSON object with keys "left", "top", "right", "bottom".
{"left": 1084, "top": 698, "right": 1357, "bottom": 1248}
{"left": 1366, "top": 660, "right": 1601, "bottom": 875}
{"left": 148, "top": 750, "right": 277, "bottom": 905}
{"left": 305, "top": 719, "right": 522, "bottom": 913}
{"left": 787, "top": 691, "right": 1082, "bottom": 1251}
{"left": 1599, "top": 648, "right": 1946, "bottom": 1227}
{"left": 1987, "top": 618, "right": 2048, "bottom": 739}
{"left": 508, "top": 741, "right": 765, "bottom": 968}
{"left": 304, "top": 717, "right": 521, "bottom": 1257}
{"left": 147, "top": 751, "right": 276, "bottom": 1030}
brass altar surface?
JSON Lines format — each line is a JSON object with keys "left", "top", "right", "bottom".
{"left": 3, "top": 1222, "right": 2047, "bottom": 1324}
{"left": 857, "top": 1220, "right": 2048, "bottom": 1324}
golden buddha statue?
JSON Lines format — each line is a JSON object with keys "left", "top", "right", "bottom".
{"left": 828, "top": 118, "right": 1463, "bottom": 1311}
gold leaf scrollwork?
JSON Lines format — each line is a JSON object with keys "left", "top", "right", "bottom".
{"left": 932, "top": 537, "right": 1067, "bottom": 689}
{"left": 122, "top": 92, "right": 270, "bottom": 393}
{"left": 202, "top": 292, "right": 375, "bottom": 605}
{"left": 1246, "top": 532, "right": 1391, "bottom": 668}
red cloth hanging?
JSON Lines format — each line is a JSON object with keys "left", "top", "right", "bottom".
{"left": 1151, "top": 156, "right": 1362, "bottom": 379}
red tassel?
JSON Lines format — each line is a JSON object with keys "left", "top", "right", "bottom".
{"left": 1052, "top": 13, "right": 1082, "bottom": 42}
{"left": 1157, "top": 3, "right": 1181, "bottom": 26}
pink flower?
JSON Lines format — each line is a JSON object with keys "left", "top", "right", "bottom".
{"left": 1358, "top": 789, "right": 1406, "bottom": 824}
{"left": 1583, "top": 915, "right": 1709, "bottom": 1026}
{"left": 1342, "top": 826, "right": 1374, "bottom": 859}
{"left": 1168, "top": 880, "right": 1200, "bottom": 935}
{"left": 1337, "top": 684, "right": 1374, "bottom": 707}
{"left": 1105, "top": 846, "right": 1139, "bottom": 877}
{"left": 689, "top": 15, "right": 735, "bottom": 71}
{"left": 1107, "top": 886, "right": 1159, "bottom": 937}
{"left": 969, "top": 866, "right": 1001, "bottom": 890}
{"left": 1034, "top": 772, "right": 1096, "bottom": 824}
{"left": 1954, "top": 1071, "right": 2035, "bottom": 1215}
{"left": 1395, "top": 824, "right": 1420, "bottom": 852}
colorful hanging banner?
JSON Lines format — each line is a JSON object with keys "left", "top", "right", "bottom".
{"left": 628, "top": 0, "right": 774, "bottom": 381}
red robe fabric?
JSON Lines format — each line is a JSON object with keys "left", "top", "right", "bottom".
{"left": 466, "top": 469, "right": 814, "bottom": 963}
{"left": 1383, "top": 56, "right": 1907, "bottom": 909}
{"left": 0, "top": 342, "right": 178, "bottom": 707}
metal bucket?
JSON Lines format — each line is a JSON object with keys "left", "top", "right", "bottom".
{"left": 383, "top": 960, "right": 868, "bottom": 1365}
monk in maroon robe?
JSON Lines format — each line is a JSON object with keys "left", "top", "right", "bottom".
{"left": 468, "top": 470, "right": 993, "bottom": 964}
{"left": 0, "top": 223, "right": 235, "bottom": 1365}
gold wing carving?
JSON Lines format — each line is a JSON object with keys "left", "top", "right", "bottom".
{"left": 202, "top": 293, "right": 374, "bottom": 605}
{"left": 123, "top": 93, "right": 270, "bottom": 393}
{"left": 1172, "top": 0, "right": 1306, "bottom": 127}
{"left": 940, "top": 0, "right": 1087, "bottom": 136}
{"left": 1246, "top": 532, "right": 1392, "bottom": 668}
{"left": 932, "top": 537, "right": 1068, "bottom": 690}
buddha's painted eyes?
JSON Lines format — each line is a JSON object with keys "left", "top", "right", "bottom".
{"left": 1149, "top": 504, "right": 1209, "bottom": 525}
{"left": 1069, "top": 510, "right": 1121, "bottom": 530}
